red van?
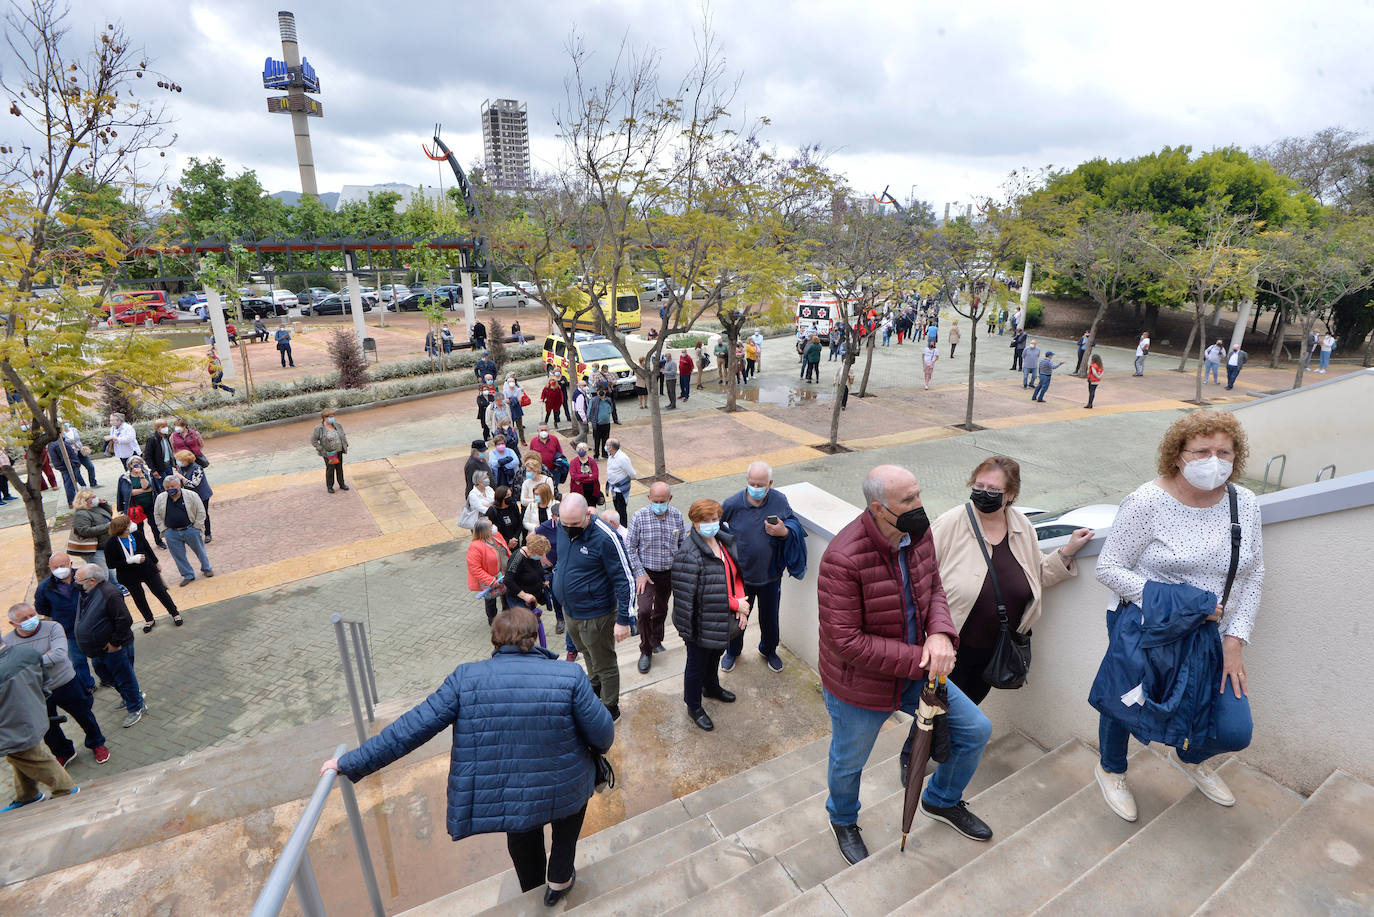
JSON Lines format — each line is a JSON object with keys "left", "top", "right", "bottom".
{"left": 106, "top": 291, "right": 178, "bottom": 325}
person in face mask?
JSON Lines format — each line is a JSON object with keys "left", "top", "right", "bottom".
{"left": 929, "top": 456, "right": 1091, "bottom": 705}
{"left": 311, "top": 408, "right": 350, "bottom": 494}
{"left": 527, "top": 423, "right": 565, "bottom": 497}
{"left": 718, "top": 462, "right": 795, "bottom": 674}
{"left": 817, "top": 464, "right": 993, "bottom": 866}
{"left": 624, "top": 482, "right": 685, "bottom": 675}
{"left": 34, "top": 553, "right": 99, "bottom": 694}
{"left": 1093, "top": 410, "right": 1262, "bottom": 825}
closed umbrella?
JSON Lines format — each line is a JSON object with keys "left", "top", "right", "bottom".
{"left": 900, "top": 677, "right": 949, "bottom": 852}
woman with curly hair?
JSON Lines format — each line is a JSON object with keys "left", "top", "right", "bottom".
{"left": 1093, "top": 410, "right": 1263, "bottom": 823}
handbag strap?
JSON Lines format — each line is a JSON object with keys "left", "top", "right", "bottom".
{"left": 1220, "top": 483, "right": 1241, "bottom": 609}
{"left": 965, "top": 503, "right": 1009, "bottom": 626}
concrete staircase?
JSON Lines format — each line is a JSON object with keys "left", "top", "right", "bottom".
{"left": 402, "top": 733, "right": 1374, "bottom": 917}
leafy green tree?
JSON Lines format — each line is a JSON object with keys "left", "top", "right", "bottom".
{"left": 172, "top": 157, "right": 289, "bottom": 240}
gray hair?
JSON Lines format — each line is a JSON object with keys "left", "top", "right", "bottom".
{"left": 78, "top": 563, "right": 107, "bottom": 583}
{"left": 163, "top": 474, "right": 184, "bottom": 486}
{"left": 746, "top": 460, "right": 772, "bottom": 481}
{"left": 109, "top": 412, "right": 125, "bottom": 424}
{"left": 606, "top": 439, "right": 620, "bottom": 453}
{"left": 861, "top": 470, "right": 888, "bottom": 508}
{"left": 472, "top": 518, "right": 495, "bottom": 542}
{"left": 602, "top": 509, "right": 620, "bottom": 526}
{"left": 473, "top": 470, "right": 490, "bottom": 489}
{"left": 7, "top": 602, "right": 35, "bottom": 622}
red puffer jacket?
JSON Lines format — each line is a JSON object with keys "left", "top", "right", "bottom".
{"left": 818, "top": 510, "right": 958, "bottom": 711}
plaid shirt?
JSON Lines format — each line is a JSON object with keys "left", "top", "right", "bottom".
{"left": 624, "top": 504, "right": 687, "bottom": 578}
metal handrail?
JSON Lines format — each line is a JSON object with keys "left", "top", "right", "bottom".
{"left": 250, "top": 745, "right": 385, "bottom": 917}
{"left": 332, "top": 614, "right": 379, "bottom": 746}
{"left": 1261, "top": 454, "right": 1287, "bottom": 494}
{"left": 1316, "top": 464, "right": 1337, "bottom": 482}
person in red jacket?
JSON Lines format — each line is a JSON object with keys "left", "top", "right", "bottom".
{"left": 528, "top": 423, "right": 565, "bottom": 484}
{"left": 818, "top": 464, "right": 993, "bottom": 866}
{"left": 677, "top": 350, "right": 694, "bottom": 402}
{"left": 539, "top": 375, "right": 564, "bottom": 426}
{"left": 1085, "top": 354, "right": 1104, "bottom": 409}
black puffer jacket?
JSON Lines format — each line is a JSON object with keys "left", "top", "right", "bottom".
{"left": 671, "top": 530, "right": 740, "bottom": 650}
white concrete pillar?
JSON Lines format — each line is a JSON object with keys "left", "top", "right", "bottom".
{"left": 460, "top": 270, "right": 476, "bottom": 332}
{"left": 1230, "top": 299, "right": 1253, "bottom": 351}
{"left": 205, "top": 289, "right": 235, "bottom": 378}
{"left": 1018, "top": 261, "right": 1032, "bottom": 328}
{"left": 346, "top": 273, "right": 367, "bottom": 346}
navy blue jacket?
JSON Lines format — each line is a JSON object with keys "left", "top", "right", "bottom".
{"left": 552, "top": 517, "right": 634, "bottom": 624}
{"left": 720, "top": 489, "right": 794, "bottom": 586}
{"left": 767, "top": 516, "right": 809, "bottom": 581}
{"left": 1089, "top": 581, "right": 1222, "bottom": 749}
{"left": 338, "top": 646, "right": 614, "bottom": 840}
{"left": 34, "top": 574, "right": 81, "bottom": 634}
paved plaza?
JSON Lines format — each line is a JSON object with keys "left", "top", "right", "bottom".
{"left": 1, "top": 327, "right": 1357, "bottom": 784}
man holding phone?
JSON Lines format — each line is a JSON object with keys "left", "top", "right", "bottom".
{"left": 720, "top": 461, "right": 794, "bottom": 673}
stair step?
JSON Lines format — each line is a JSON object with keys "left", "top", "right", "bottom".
{"left": 473, "top": 814, "right": 722, "bottom": 916}
{"left": 660, "top": 857, "right": 801, "bottom": 917}
{"left": 565, "top": 835, "right": 756, "bottom": 916}
{"left": 400, "top": 797, "right": 698, "bottom": 916}
{"left": 772, "top": 730, "right": 1051, "bottom": 893}
{"left": 1191, "top": 769, "right": 1374, "bottom": 917}
{"left": 680, "top": 734, "right": 832, "bottom": 818}
{"left": 817, "top": 740, "right": 1098, "bottom": 915}
{"left": 1031, "top": 757, "right": 1303, "bottom": 917}
{"left": 709, "top": 724, "right": 908, "bottom": 838}
{"left": 894, "top": 748, "right": 1193, "bottom": 916}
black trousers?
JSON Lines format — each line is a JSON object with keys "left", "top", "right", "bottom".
{"left": 45, "top": 677, "right": 105, "bottom": 759}
{"left": 1086, "top": 382, "right": 1098, "bottom": 408}
{"left": 683, "top": 640, "right": 725, "bottom": 709}
{"left": 123, "top": 565, "right": 179, "bottom": 622}
{"left": 948, "top": 644, "right": 996, "bottom": 706}
{"left": 593, "top": 423, "right": 611, "bottom": 458}
{"left": 1012, "top": 348, "right": 1024, "bottom": 371}
{"left": 638, "top": 569, "right": 672, "bottom": 656}
{"left": 611, "top": 487, "right": 628, "bottom": 524}
{"left": 326, "top": 457, "right": 346, "bottom": 490}
{"left": 506, "top": 803, "right": 588, "bottom": 892}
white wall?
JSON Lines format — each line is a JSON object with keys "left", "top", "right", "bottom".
{"left": 1232, "top": 369, "right": 1374, "bottom": 487}
{"left": 780, "top": 473, "right": 1374, "bottom": 795}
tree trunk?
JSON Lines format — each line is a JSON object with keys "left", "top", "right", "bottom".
{"left": 963, "top": 324, "right": 979, "bottom": 430}
{"left": 13, "top": 447, "right": 55, "bottom": 584}
{"left": 1193, "top": 305, "right": 1207, "bottom": 405}
{"left": 1364, "top": 327, "right": 1374, "bottom": 368}
{"left": 724, "top": 324, "right": 741, "bottom": 412}
{"left": 1268, "top": 309, "right": 1288, "bottom": 368}
{"left": 1176, "top": 315, "right": 1199, "bottom": 372}
{"left": 1292, "top": 314, "right": 1318, "bottom": 389}
{"left": 857, "top": 325, "right": 877, "bottom": 397}
{"left": 1077, "top": 300, "right": 1109, "bottom": 378}
{"left": 827, "top": 348, "right": 857, "bottom": 447}
{"left": 646, "top": 358, "right": 667, "bottom": 477}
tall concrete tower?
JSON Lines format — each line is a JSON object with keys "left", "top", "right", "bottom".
{"left": 263, "top": 10, "right": 322, "bottom": 198}
{"left": 481, "top": 99, "right": 531, "bottom": 189}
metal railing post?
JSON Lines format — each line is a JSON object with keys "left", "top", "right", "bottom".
{"left": 348, "top": 623, "right": 375, "bottom": 722}
{"left": 357, "top": 626, "right": 380, "bottom": 706}
{"left": 1316, "top": 463, "right": 1336, "bottom": 482}
{"left": 332, "top": 614, "right": 368, "bottom": 747}
{"left": 1261, "top": 454, "right": 1287, "bottom": 494}
{"left": 293, "top": 850, "right": 328, "bottom": 917}
{"left": 338, "top": 776, "right": 386, "bottom": 917}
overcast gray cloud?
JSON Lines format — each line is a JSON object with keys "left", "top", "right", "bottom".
{"left": 24, "top": 0, "right": 1374, "bottom": 210}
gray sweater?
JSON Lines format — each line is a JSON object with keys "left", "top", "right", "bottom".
{"left": 0, "top": 645, "right": 47, "bottom": 756}
{"left": 0, "top": 620, "right": 75, "bottom": 693}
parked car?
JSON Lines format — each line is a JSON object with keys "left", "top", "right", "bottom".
{"left": 471, "top": 283, "right": 515, "bottom": 299}
{"left": 341, "top": 287, "right": 379, "bottom": 306}
{"left": 304, "top": 294, "right": 373, "bottom": 316}
{"left": 296, "top": 287, "right": 332, "bottom": 306}
{"left": 270, "top": 289, "right": 298, "bottom": 309}
{"left": 433, "top": 284, "right": 464, "bottom": 304}
{"left": 239, "top": 296, "right": 287, "bottom": 319}
{"left": 516, "top": 281, "right": 540, "bottom": 297}
{"left": 640, "top": 281, "right": 664, "bottom": 303}
{"left": 106, "top": 291, "right": 177, "bottom": 325}
{"left": 474, "top": 289, "right": 528, "bottom": 309}
{"left": 395, "top": 292, "right": 436, "bottom": 312}
{"left": 541, "top": 333, "right": 636, "bottom": 394}
{"left": 176, "top": 291, "right": 207, "bottom": 310}
{"left": 379, "top": 283, "right": 410, "bottom": 303}
{"left": 1030, "top": 504, "right": 1119, "bottom": 542}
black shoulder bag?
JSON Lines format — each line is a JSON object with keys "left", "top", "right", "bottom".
{"left": 1221, "top": 483, "right": 1242, "bottom": 610}
{"left": 966, "top": 504, "right": 1032, "bottom": 689}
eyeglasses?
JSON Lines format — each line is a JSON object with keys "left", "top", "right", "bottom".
{"left": 1183, "top": 449, "right": 1234, "bottom": 461}
{"left": 970, "top": 485, "right": 1005, "bottom": 495}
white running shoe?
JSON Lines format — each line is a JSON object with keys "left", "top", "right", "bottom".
{"left": 1168, "top": 748, "right": 1235, "bottom": 806}
{"left": 1095, "top": 763, "right": 1138, "bottom": 822}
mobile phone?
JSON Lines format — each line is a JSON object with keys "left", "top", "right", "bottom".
{"left": 766, "top": 515, "right": 780, "bottom": 526}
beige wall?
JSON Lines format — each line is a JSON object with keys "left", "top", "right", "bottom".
{"left": 781, "top": 475, "right": 1374, "bottom": 795}
{"left": 1232, "top": 369, "right": 1374, "bottom": 487}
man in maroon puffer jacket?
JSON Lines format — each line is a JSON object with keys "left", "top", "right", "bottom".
{"left": 819, "top": 464, "right": 993, "bottom": 865}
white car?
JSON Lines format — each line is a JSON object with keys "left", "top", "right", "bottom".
{"left": 516, "top": 281, "right": 540, "bottom": 297}
{"left": 640, "top": 281, "right": 664, "bottom": 303}
{"left": 379, "top": 284, "right": 410, "bottom": 303}
{"left": 1029, "top": 504, "right": 1119, "bottom": 542}
{"left": 474, "top": 289, "right": 529, "bottom": 309}
{"left": 270, "top": 289, "right": 298, "bottom": 309}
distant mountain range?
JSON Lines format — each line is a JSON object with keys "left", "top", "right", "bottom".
{"left": 270, "top": 190, "right": 340, "bottom": 209}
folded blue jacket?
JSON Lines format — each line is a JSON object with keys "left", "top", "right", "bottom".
{"left": 1089, "top": 580, "right": 1222, "bottom": 749}
{"left": 767, "top": 516, "right": 809, "bottom": 581}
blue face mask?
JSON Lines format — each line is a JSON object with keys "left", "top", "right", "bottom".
{"left": 650, "top": 501, "right": 670, "bottom": 516}
{"left": 746, "top": 484, "right": 768, "bottom": 501}
{"left": 698, "top": 522, "right": 720, "bottom": 538}
{"left": 526, "top": 471, "right": 535, "bottom": 479}
{"left": 16, "top": 617, "right": 40, "bottom": 635}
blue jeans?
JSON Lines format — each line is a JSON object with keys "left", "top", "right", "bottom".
{"left": 75, "top": 451, "right": 98, "bottom": 484}
{"left": 726, "top": 579, "right": 781, "bottom": 658}
{"left": 165, "top": 527, "right": 213, "bottom": 579}
{"left": 68, "top": 637, "right": 95, "bottom": 693}
{"left": 1225, "top": 364, "right": 1241, "bottom": 389}
{"left": 1319, "top": 350, "right": 1331, "bottom": 371}
{"left": 825, "top": 679, "right": 991, "bottom": 824}
{"left": 680, "top": 376, "right": 691, "bottom": 399}
{"left": 1097, "top": 607, "right": 1252, "bottom": 773}
{"left": 1204, "top": 360, "right": 1219, "bottom": 383}
{"left": 1022, "top": 365, "right": 1038, "bottom": 387}
{"left": 100, "top": 643, "right": 144, "bottom": 712}
{"left": 1032, "top": 373, "right": 1051, "bottom": 400}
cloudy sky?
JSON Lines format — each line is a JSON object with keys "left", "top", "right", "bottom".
{"left": 33, "top": 0, "right": 1374, "bottom": 210}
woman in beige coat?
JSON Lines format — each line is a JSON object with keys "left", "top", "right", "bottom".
{"left": 930, "top": 455, "right": 1093, "bottom": 704}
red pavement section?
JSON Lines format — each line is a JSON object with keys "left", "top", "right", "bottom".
{"left": 396, "top": 458, "right": 469, "bottom": 523}
{"left": 610, "top": 410, "right": 792, "bottom": 469}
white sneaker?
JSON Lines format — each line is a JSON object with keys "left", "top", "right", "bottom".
{"left": 1095, "top": 763, "right": 1138, "bottom": 822}
{"left": 1168, "top": 749, "right": 1235, "bottom": 806}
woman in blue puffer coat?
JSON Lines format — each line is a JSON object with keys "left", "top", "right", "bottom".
{"left": 323, "top": 608, "right": 614, "bottom": 907}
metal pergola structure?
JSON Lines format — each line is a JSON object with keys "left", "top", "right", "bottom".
{"left": 120, "top": 234, "right": 483, "bottom": 288}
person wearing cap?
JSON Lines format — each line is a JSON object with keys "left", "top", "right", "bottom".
{"left": 465, "top": 440, "right": 490, "bottom": 495}
{"left": 1031, "top": 350, "right": 1065, "bottom": 403}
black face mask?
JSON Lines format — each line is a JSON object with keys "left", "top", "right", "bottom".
{"left": 564, "top": 522, "right": 586, "bottom": 539}
{"left": 969, "top": 489, "right": 1005, "bottom": 514}
{"left": 884, "top": 504, "right": 930, "bottom": 540}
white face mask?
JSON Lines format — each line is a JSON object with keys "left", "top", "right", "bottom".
{"left": 1180, "top": 455, "right": 1232, "bottom": 491}
{"left": 53, "top": 566, "right": 71, "bottom": 579}
{"left": 539, "top": 431, "right": 549, "bottom": 440}
{"left": 174, "top": 426, "right": 184, "bottom": 433}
